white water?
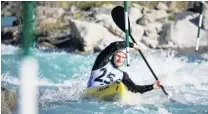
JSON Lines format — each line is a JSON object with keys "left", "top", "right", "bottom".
{"left": 1, "top": 45, "right": 208, "bottom": 113}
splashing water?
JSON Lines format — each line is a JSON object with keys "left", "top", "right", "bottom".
{"left": 1, "top": 45, "right": 208, "bottom": 114}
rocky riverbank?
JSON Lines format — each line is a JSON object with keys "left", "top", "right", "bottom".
{"left": 1, "top": 87, "right": 17, "bottom": 114}
{"left": 1, "top": 1, "right": 208, "bottom": 53}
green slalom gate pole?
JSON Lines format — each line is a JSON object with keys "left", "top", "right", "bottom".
{"left": 195, "top": 1, "right": 205, "bottom": 51}
{"left": 20, "top": 1, "right": 38, "bottom": 114}
{"left": 124, "top": 1, "right": 130, "bottom": 66}
{"left": 21, "top": 1, "right": 36, "bottom": 55}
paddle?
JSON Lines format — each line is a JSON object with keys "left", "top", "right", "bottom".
{"left": 111, "top": 6, "right": 175, "bottom": 102}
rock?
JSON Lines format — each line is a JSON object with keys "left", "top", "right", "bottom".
{"left": 158, "top": 23, "right": 172, "bottom": 45}
{"left": 131, "top": 4, "right": 144, "bottom": 11}
{"left": 69, "top": 19, "right": 122, "bottom": 52}
{"left": 12, "top": 19, "right": 21, "bottom": 26}
{"left": 1, "top": 1, "right": 21, "bottom": 17}
{"left": 1, "top": 27, "right": 19, "bottom": 45}
{"left": 137, "top": 41, "right": 149, "bottom": 50}
{"left": 94, "top": 35, "right": 123, "bottom": 52}
{"left": 131, "top": 24, "right": 144, "bottom": 42}
{"left": 79, "top": 11, "right": 96, "bottom": 22}
{"left": 164, "top": 19, "right": 208, "bottom": 48}
{"left": 141, "top": 7, "right": 151, "bottom": 14}
{"left": 38, "top": 18, "right": 58, "bottom": 31}
{"left": 102, "top": 15, "right": 126, "bottom": 38}
{"left": 69, "top": 6, "right": 77, "bottom": 14}
{"left": 129, "top": 5, "right": 143, "bottom": 23}
{"left": 37, "top": 25, "right": 86, "bottom": 51}
{"left": 136, "top": 14, "right": 155, "bottom": 25}
{"left": 63, "top": 15, "right": 73, "bottom": 25}
{"left": 1, "top": 87, "right": 17, "bottom": 114}
{"left": 36, "top": 6, "right": 65, "bottom": 20}
{"left": 137, "top": 10, "right": 168, "bottom": 25}
{"left": 38, "top": 42, "right": 56, "bottom": 49}
{"left": 166, "top": 1, "right": 180, "bottom": 12}
{"left": 1, "top": 29, "right": 13, "bottom": 40}
{"left": 36, "top": 6, "right": 66, "bottom": 33}
{"left": 101, "top": 4, "right": 115, "bottom": 10}
{"left": 155, "top": 2, "right": 168, "bottom": 11}
{"left": 202, "top": 2, "right": 208, "bottom": 30}
{"left": 142, "top": 36, "right": 158, "bottom": 49}
{"left": 93, "top": 7, "right": 112, "bottom": 15}
{"left": 2, "top": 10, "right": 12, "bottom": 17}
{"left": 37, "top": 1, "right": 58, "bottom": 7}
{"left": 1, "top": 105, "right": 12, "bottom": 114}
{"left": 174, "top": 11, "right": 198, "bottom": 21}
{"left": 69, "top": 18, "right": 130, "bottom": 52}
{"left": 154, "top": 10, "right": 168, "bottom": 20}
{"left": 144, "top": 24, "right": 159, "bottom": 40}
{"left": 94, "top": 13, "right": 110, "bottom": 22}
{"left": 187, "top": 1, "right": 201, "bottom": 13}
{"left": 155, "top": 22, "right": 163, "bottom": 34}
{"left": 38, "top": 31, "right": 84, "bottom": 52}
{"left": 90, "top": 4, "right": 116, "bottom": 22}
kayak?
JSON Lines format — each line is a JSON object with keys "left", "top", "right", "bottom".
{"left": 84, "top": 81, "right": 128, "bottom": 101}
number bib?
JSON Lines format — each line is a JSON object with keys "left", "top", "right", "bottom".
{"left": 87, "top": 63, "right": 123, "bottom": 87}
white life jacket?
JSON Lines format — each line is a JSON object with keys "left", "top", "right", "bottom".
{"left": 87, "top": 63, "right": 123, "bottom": 88}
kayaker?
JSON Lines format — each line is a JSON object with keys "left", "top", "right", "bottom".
{"left": 87, "top": 41, "right": 161, "bottom": 94}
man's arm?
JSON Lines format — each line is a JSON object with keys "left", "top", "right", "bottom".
{"left": 92, "top": 41, "right": 134, "bottom": 70}
{"left": 122, "top": 72, "right": 153, "bottom": 94}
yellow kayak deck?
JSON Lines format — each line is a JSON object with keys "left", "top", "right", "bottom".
{"left": 84, "top": 81, "right": 128, "bottom": 101}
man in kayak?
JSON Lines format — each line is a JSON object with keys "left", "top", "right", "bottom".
{"left": 87, "top": 41, "right": 161, "bottom": 94}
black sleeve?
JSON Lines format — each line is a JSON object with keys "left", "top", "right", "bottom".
{"left": 92, "top": 41, "right": 134, "bottom": 70}
{"left": 121, "top": 72, "right": 154, "bottom": 94}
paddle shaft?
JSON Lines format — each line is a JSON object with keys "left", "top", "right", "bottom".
{"left": 130, "top": 34, "right": 175, "bottom": 102}
{"left": 129, "top": 34, "right": 159, "bottom": 79}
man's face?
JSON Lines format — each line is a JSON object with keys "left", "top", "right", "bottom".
{"left": 113, "top": 51, "right": 126, "bottom": 67}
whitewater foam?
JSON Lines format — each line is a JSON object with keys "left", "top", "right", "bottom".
{"left": 1, "top": 45, "right": 208, "bottom": 114}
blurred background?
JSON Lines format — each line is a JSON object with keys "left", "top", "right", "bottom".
{"left": 1, "top": 1, "right": 208, "bottom": 53}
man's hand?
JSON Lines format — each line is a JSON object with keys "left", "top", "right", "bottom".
{"left": 133, "top": 43, "right": 140, "bottom": 50}
{"left": 153, "top": 80, "right": 161, "bottom": 89}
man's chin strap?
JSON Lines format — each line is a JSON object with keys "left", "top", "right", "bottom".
{"left": 110, "top": 55, "right": 118, "bottom": 68}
